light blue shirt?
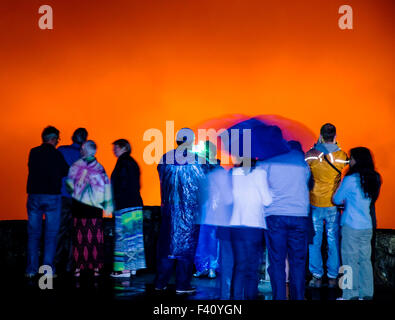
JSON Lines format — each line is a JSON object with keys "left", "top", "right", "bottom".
{"left": 260, "top": 150, "right": 311, "bottom": 217}
{"left": 333, "top": 173, "right": 372, "bottom": 229}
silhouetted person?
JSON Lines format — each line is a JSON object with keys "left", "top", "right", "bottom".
{"left": 110, "top": 139, "right": 146, "bottom": 278}
{"left": 26, "top": 126, "right": 69, "bottom": 278}
{"left": 54, "top": 128, "right": 88, "bottom": 273}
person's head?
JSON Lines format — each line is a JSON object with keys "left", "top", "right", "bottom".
{"left": 112, "top": 139, "right": 131, "bottom": 158}
{"left": 347, "top": 147, "right": 381, "bottom": 202}
{"left": 349, "top": 147, "right": 375, "bottom": 172}
{"left": 81, "top": 140, "right": 97, "bottom": 158}
{"left": 319, "top": 123, "right": 336, "bottom": 143}
{"left": 288, "top": 140, "right": 303, "bottom": 153}
{"left": 41, "top": 126, "right": 60, "bottom": 146}
{"left": 176, "top": 128, "right": 195, "bottom": 147}
{"left": 72, "top": 128, "right": 88, "bottom": 145}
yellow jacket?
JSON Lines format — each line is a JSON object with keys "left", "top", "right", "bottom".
{"left": 305, "top": 144, "right": 349, "bottom": 207}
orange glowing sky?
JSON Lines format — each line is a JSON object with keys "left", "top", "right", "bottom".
{"left": 0, "top": 0, "right": 394, "bottom": 228}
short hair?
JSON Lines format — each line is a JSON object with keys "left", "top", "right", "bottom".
{"left": 82, "top": 140, "right": 97, "bottom": 157}
{"left": 72, "top": 128, "right": 88, "bottom": 144}
{"left": 112, "top": 139, "right": 131, "bottom": 154}
{"left": 320, "top": 123, "right": 336, "bottom": 142}
{"left": 42, "top": 126, "right": 60, "bottom": 142}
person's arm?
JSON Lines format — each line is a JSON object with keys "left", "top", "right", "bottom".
{"left": 333, "top": 176, "right": 351, "bottom": 205}
{"left": 118, "top": 162, "right": 131, "bottom": 191}
{"left": 65, "top": 163, "right": 77, "bottom": 195}
{"left": 65, "top": 170, "right": 74, "bottom": 194}
{"left": 305, "top": 164, "right": 313, "bottom": 190}
{"left": 131, "top": 160, "right": 142, "bottom": 191}
{"left": 27, "top": 149, "right": 33, "bottom": 169}
{"left": 256, "top": 168, "right": 273, "bottom": 207}
{"left": 57, "top": 151, "right": 69, "bottom": 177}
{"left": 336, "top": 150, "right": 350, "bottom": 172}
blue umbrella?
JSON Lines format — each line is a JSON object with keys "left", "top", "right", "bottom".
{"left": 219, "top": 117, "right": 290, "bottom": 160}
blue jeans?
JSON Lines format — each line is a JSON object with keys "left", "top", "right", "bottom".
{"left": 341, "top": 225, "right": 373, "bottom": 300}
{"left": 231, "top": 227, "right": 263, "bottom": 300}
{"left": 265, "top": 215, "right": 308, "bottom": 300}
{"left": 26, "top": 194, "right": 62, "bottom": 275}
{"left": 194, "top": 225, "right": 219, "bottom": 272}
{"left": 309, "top": 206, "right": 340, "bottom": 279}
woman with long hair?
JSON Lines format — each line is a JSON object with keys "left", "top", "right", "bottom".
{"left": 333, "top": 147, "right": 381, "bottom": 300}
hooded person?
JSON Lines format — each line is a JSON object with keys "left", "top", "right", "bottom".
{"left": 154, "top": 128, "right": 207, "bottom": 294}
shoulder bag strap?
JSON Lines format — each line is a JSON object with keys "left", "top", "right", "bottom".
{"left": 323, "top": 154, "right": 342, "bottom": 175}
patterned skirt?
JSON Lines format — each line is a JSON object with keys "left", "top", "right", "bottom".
{"left": 113, "top": 207, "right": 146, "bottom": 272}
{"left": 72, "top": 217, "right": 104, "bottom": 271}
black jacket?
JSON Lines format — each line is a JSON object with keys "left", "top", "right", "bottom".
{"left": 111, "top": 153, "right": 143, "bottom": 210}
{"left": 27, "top": 143, "right": 69, "bottom": 194}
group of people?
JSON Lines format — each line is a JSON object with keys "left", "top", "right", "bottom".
{"left": 26, "top": 126, "right": 145, "bottom": 280}
{"left": 152, "top": 123, "right": 381, "bottom": 301}
{"left": 25, "top": 123, "right": 381, "bottom": 301}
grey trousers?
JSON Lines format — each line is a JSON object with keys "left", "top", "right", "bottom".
{"left": 341, "top": 225, "right": 373, "bottom": 300}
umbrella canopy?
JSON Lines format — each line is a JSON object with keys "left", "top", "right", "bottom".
{"left": 219, "top": 117, "right": 290, "bottom": 161}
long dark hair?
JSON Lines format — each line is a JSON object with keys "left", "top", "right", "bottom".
{"left": 346, "top": 147, "right": 381, "bottom": 203}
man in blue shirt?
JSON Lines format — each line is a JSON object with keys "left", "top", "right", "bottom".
{"left": 261, "top": 142, "right": 311, "bottom": 300}
{"left": 54, "top": 128, "right": 88, "bottom": 273}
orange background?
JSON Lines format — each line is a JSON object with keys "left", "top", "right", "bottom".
{"left": 0, "top": 0, "right": 393, "bottom": 228}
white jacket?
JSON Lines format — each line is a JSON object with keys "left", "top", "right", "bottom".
{"left": 230, "top": 166, "right": 272, "bottom": 229}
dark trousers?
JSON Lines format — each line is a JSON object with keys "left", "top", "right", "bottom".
{"left": 54, "top": 197, "right": 73, "bottom": 272}
{"left": 216, "top": 227, "right": 234, "bottom": 300}
{"left": 154, "top": 256, "right": 194, "bottom": 291}
{"left": 231, "top": 227, "right": 264, "bottom": 300}
{"left": 265, "top": 215, "right": 308, "bottom": 300}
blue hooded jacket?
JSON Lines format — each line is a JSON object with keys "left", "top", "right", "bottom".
{"left": 157, "top": 149, "right": 207, "bottom": 259}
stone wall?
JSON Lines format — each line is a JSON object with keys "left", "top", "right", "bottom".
{"left": 374, "top": 229, "right": 395, "bottom": 288}
{"left": 0, "top": 206, "right": 394, "bottom": 288}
